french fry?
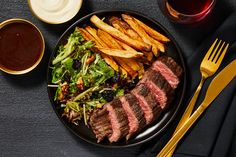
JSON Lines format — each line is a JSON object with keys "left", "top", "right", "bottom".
{"left": 97, "top": 29, "right": 123, "bottom": 49}
{"left": 90, "top": 15, "right": 151, "bottom": 52}
{"left": 116, "top": 57, "right": 137, "bottom": 77}
{"left": 137, "top": 62, "right": 145, "bottom": 77}
{"left": 85, "top": 26, "right": 108, "bottom": 48}
{"left": 78, "top": 27, "right": 119, "bottom": 72}
{"left": 97, "top": 29, "right": 138, "bottom": 77}
{"left": 96, "top": 47, "right": 143, "bottom": 58}
{"left": 85, "top": 27, "right": 130, "bottom": 77}
{"left": 98, "top": 30, "right": 141, "bottom": 71}
{"left": 150, "top": 37, "right": 165, "bottom": 54}
{"left": 109, "top": 16, "right": 143, "bottom": 41}
{"left": 120, "top": 67, "right": 128, "bottom": 78}
{"left": 143, "top": 51, "right": 153, "bottom": 62}
{"left": 78, "top": 28, "right": 101, "bottom": 46}
{"left": 116, "top": 40, "right": 142, "bottom": 71}
{"left": 116, "top": 40, "right": 136, "bottom": 51}
{"left": 122, "top": 14, "right": 165, "bottom": 55}
{"left": 133, "top": 17, "right": 170, "bottom": 42}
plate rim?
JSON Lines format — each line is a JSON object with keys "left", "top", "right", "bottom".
{"left": 47, "top": 9, "right": 187, "bottom": 148}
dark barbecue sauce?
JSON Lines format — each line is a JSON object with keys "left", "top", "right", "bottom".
{"left": 0, "top": 22, "right": 43, "bottom": 71}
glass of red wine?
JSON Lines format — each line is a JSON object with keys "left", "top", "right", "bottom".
{"left": 158, "top": 0, "right": 216, "bottom": 24}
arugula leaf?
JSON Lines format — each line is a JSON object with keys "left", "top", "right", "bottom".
{"left": 52, "top": 65, "right": 64, "bottom": 84}
{"left": 52, "top": 30, "right": 94, "bottom": 65}
{"left": 116, "top": 89, "right": 124, "bottom": 97}
{"left": 65, "top": 101, "right": 81, "bottom": 112}
{"left": 62, "top": 57, "right": 74, "bottom": 73}
{"left": 82, "top": 54, "right": 115, "bottom": 87}
{"left": 69, "top": 83, "right": 77, "bottom": 94}
{"left": 54, "top": 85, "right": 62, "bottom": 101}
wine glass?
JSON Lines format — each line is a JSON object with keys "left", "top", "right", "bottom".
{"left": 158, "top": 0, "right": 216, "bottom": 24}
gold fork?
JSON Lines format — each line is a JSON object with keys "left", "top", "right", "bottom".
{"left": 164, "top": 38, "right": 229, "bottom": 157}
{"left": 158, "top": 59, "right": 235, "bottom": 157}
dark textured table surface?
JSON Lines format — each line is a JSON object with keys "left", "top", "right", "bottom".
{"left": 1, "top": 0, "right": 236, "bottom": 157}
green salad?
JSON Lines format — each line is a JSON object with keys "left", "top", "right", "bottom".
{"left": 49, "top": 28, "right": 138, "bottom": 125}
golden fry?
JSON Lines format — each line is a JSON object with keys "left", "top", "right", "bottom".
{"left": 143, "top": 51, "right": 154, "bottom": 62}
{"left": 79, "top": 27, "right": 119, "bottom": 71}
{"left": 88, "top": 28, "right": 130, "bottom": 77}
{"left": 90, "top": 15, "right": 151, "bottom": 51}
{"left": 109, "top": 16, "right": 143, "bottom": 41}
{"left": 150, "top": 37, "right": 165, "bottom": 54}
{"left": 116, "top": 40, "right": 142, "bottom": 71}
{"left": 78, "top": 28, "right": 101, "bottom": 46}
{"left": 85, "top": 26, "right": 108, "bottom": 48}
{"left": 98, "top": 30, "right": 141, "bottom": 71}
{"left": 117, "top": 57, "right": 137, "bottom": 78}
{"left": 97, "top": 29, "right": 123, "bottom": 49}
{"left": 122, "top": 14, "right": 164, "bottom": 55}
{"left": 97, "top": 29, "right": 138, "bottom": 77}
{"left": 116, "top": 40, "right": 136, "bottom": 51}
{"left": 133, "top": 17, "right": 170, "bottom": 42}
{"left": 120, "top": 67, "right": 128, "bottom": 78}
{"left": 96, "top": 47, "right": 143, "bottom": 58}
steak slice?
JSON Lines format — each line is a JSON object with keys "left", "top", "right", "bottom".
{"left": 120, "top": 94, "right": 146, "bottom": 140}
{"left": 132, "top": 84, "right": 162, "bottom": 124}
{"left": 140, "top": 69, "right": 174, "bottom": 109}
{"left": 89, "top": 108, "right": 112, "bottom": 143}
{"left": 152, "top": 55, "right": 183, "bottom": 88}
{"left": 105, "top": 98, "right": 129, "bottom": 142}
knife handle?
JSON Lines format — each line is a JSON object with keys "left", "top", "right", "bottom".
{"left": 165, "top": 76, "right": 206, "bottom": 157}
{"left": 157, "top": 104, "right": 206, "bottom": 157}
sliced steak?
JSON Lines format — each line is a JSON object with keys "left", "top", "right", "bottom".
{"left": 132, "top": 84, "right": 162, "bottom": 124}
{"left": 89, "top": 55, "right": 182, "bottom": 143}
{"left": 105, "top": 98, "right": 129, "bottom": 142}
{"left": 152, "top": 55, "right": 183, "bottom": 88}
{"left": 120, "top": 94, "right": 146, "bottom": 140}
{"left": 89, "top": 108, "right": 112, "bottom": 143}
{"left": 140, "top": 69, "right": 174, "bottom": 109}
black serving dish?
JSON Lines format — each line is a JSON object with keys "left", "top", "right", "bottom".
{"left": 47, "top": 10, "right": 187, "bottom": 148}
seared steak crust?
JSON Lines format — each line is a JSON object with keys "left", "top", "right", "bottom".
{"left": 141, "top": 69, "right": 174, "bottom": 108}
{"left": 156, "top": 55, "right": 183, "bottom": 78}
{"left": 124, "top": 94, "right": 146, "bottom": 139}
{"left": 106, "top": 98, "right": 129, "bottom": 142}
{"left": 89, "top": 108, "right": 112, "bottom": 142}
{"left": 132, "top": 84, "right": 162, "bottom": 124}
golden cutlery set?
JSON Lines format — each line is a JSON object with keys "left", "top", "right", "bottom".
{"left": 157, "top": 39, "right": 236, "bottom": 157}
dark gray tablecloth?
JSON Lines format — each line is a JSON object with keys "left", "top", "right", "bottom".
{"left": 1, "top": 0, "right": 236, "bottom": 157}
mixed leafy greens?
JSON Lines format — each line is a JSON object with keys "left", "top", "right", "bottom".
{"left": 50, "top": 28, "right": 130, "bottom": 125}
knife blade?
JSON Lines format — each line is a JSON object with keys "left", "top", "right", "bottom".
{"left": 157, "top": 59, "right": 236, "bottom": 157}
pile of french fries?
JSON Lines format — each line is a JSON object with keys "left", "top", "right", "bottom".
{"left": 77, "top": 14, "right": 170, "bottom": 78}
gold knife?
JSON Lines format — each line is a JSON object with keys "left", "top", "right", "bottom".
{"left": 157, "top": 59, "right": 236, "bottom": 157}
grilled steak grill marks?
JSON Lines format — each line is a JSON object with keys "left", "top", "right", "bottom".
{"left": 106, "top": 98, "right": 129, "bottom": 142}
{"left": 140, "top": 69, "right": 174, "bottom": 109}
{"left": 156, "top": 56, "right": 183, "bottom": 79}
{"left": 132, "top": 84, "right": 162, "bottom": 124}
{"left": 89, "top": 108, "right": 112, "bottom": 142}
{"left": 122, "top": 94, "right": 146, "bottom": 139}
{"left": 152, "top": 61, "right": 179, "bottom": 89}
{"left": 120, "top": 96, "right": 139, "bottom": 139}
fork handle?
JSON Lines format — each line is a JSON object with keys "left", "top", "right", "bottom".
{"left": 165, "top": 75, "right": 206, "bottom": 157}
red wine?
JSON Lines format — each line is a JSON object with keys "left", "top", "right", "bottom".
{"left": 167, "top": 0, "right": 213, "bottom": 15}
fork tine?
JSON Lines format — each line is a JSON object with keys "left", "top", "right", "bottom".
{"left": 213, "top": 42, "right": 225, "bottom": 63}
{"left": 203, "top": 38, "right": 218, "bottom": 60}
{"left": 215, "top": 43, "right": 229, "bottom": 63}
{"left": 209, "top": 40, "right": 222, "bottom": 61}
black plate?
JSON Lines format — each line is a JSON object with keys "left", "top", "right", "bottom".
{"left": 47, "top": 10, "right": 187, "bottom": 148}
